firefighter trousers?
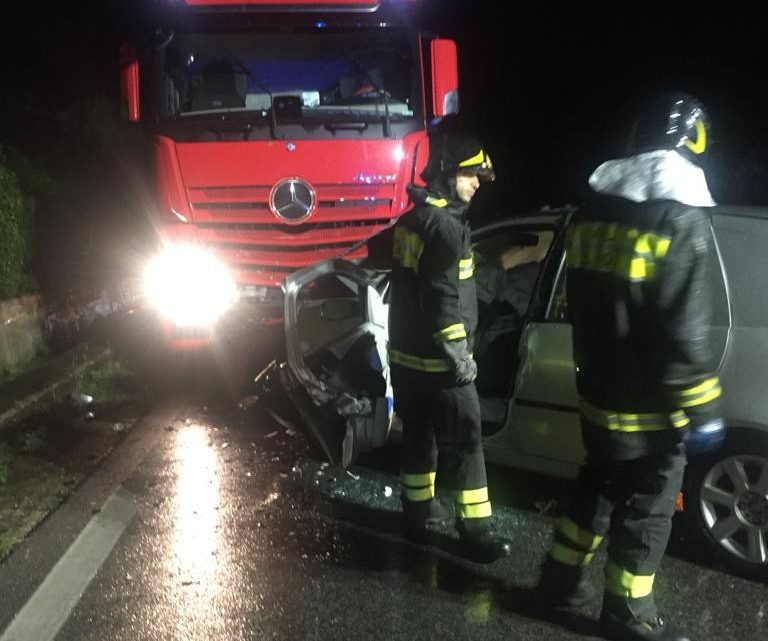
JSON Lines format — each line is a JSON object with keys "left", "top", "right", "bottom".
{"left": 393, "top": 367, "right": 491, "bottom": 521}
{"left": 549, "top": 417, "right": 686, "bottom": 614}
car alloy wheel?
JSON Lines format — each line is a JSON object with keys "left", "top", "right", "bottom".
{"left": 698, "top": 453, "right": 768, "bottom": 567}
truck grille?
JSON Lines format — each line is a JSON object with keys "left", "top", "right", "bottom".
{"left": 188, "top": 184, "right": 396, "bottom": 287}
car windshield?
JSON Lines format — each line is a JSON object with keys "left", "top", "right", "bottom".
{"left": 160, "top": 29, "right": 417, "bottom": 121}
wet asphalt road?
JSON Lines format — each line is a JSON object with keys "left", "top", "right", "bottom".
{"left": 0, "top": 322, "right": 766, "bottom": 640}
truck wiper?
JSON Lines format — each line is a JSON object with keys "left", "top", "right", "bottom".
{"left": 225, "top": 52, "right": 280, "bottom": 140}
{"left": 342, "top": 50, "right": 392, "bottom": 138}
{"left": 324, "top": 122, "right": 369, "bottom": 133}
{"left": 178, "top": 110, "right": 271, "bottom": 125}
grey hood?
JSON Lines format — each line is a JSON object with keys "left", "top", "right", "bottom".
{"left": 589, "top": 150, "right": 716, "bottom": 207}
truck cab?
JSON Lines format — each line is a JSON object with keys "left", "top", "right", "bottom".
{"left": 120, "top": 0, "right": 459, "bottom": 349}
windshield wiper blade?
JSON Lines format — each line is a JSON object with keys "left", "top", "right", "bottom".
{"left": 324, "top": 122, "right": 369, "bottom": 132}
{"left": 177, "top": 112, "right": 274, "bottom": 133}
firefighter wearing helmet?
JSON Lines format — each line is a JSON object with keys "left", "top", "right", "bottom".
{"left": 537, "top": 93, "right": 724, "bottom": 641}
{"left": 388, "top": 131, "right": 512, "bottom": 563}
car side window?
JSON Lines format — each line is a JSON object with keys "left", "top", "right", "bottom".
{"left": 473, "top": 229, "right": 554, "bottom": 320}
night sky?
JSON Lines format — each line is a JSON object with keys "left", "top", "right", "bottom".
{"left": 433, "top": 5, "right": 768, "bottom": 214}
{"left": 2, "top": 2, "right": 767, "bottom": 223}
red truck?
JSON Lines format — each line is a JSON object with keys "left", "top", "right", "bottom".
{"left": 120, "top": 0, "right": 458, "bottom": 350}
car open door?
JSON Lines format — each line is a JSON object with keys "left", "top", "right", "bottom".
{"left": 281, "top": 259, "right": 392, "bottom": 468}
{"left": 467, "top": 213, "right": 584, "bottom": 477}
{"left": 506, "top": 236, "right": 585, "bottom": 477}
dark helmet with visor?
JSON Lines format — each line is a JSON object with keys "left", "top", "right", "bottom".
{"left": 629, "top": 92, "right": 711, "bottom": 165}
{"left": 439, "top": 132, "right": 496, "bottom": 181}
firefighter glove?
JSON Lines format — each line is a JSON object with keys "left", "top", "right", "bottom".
{"left": 685, "top": 406, "right": 726, "bottom": 456}
{"left": 441, "top": 339, "right": 477, "bottom": 385}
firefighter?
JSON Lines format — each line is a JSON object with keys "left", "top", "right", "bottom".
{"left": 536, "top": 93, "right": 725, "bottom": 640}
{"left": 389, "top": 131, "right": 512, "bottom": 563}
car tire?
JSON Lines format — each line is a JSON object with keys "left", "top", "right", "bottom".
{"left": 684, "top": 430, "right": 768, "bottom": 580}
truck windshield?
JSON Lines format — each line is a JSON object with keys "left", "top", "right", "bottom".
{"left": 159, "top": 29, "right": 418, "bottom": 122}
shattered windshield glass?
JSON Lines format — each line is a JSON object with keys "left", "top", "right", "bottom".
{"left": 160, "top": 30, "right": 417, "bottom": 121}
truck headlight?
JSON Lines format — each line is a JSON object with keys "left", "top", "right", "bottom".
{"left": 144, "top": 245, "right": 238, "bottom": 327}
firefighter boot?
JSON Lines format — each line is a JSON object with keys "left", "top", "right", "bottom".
{"left": 402, "top": 498, "right": 454, "bottom": 543}
{"left": 599, "top": 594, "right": 690, "bottom": 641}
{"left": 536, "top": 557, "right": 597, "bottom": 608}
{"left": 456, "top": 518, "right": 512, "bottom": 563}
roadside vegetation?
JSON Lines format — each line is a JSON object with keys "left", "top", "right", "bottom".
{"left": 0, "top": 353, "right": 142, "bottom": 559}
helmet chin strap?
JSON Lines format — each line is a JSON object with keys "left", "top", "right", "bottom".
{"left": 446, "top": 174, "right": 459, "bottom": 202}
{"left": 426, "top": 174, "right": 458, "bottom": 203}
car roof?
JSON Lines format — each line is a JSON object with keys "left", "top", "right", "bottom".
{"left": 498, "top": 204, "right": 768, "bottom": 224}
{"left": 709, "top": 205, "right": 768, "bottom": 220}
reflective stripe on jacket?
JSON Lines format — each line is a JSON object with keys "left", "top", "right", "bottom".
{"left": 389, "top": 188, "right": 477, "bottom": 371}
{"left": 565, "top": 193, "right": 721, "bottom": 430}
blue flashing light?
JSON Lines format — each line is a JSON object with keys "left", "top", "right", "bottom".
{"left": 315, "top": 21, "right": 327, "bottom": 29}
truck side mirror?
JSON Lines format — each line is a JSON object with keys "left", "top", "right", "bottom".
{"left": 120, "top": 44, "right": 141, "bottom": 122}
{"left": 431, "top": 39, "right": 459, "bottom": 117}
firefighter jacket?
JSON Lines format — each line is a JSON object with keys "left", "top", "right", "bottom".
{"left": 565, "top": 191, "right": 722, "bottom": 437}
{"left": 388, "top": 186, "right": 477, "bottom": 374}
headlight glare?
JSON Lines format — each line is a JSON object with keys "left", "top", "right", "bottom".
{"left": 144, "top": 245, "right": 238, "bottom": 327}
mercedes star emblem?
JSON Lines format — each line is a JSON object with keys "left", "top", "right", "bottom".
{"left": 269, "top": 178, "right": 316, "bottom": 223}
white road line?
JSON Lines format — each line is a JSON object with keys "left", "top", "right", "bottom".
{"left": 0, "top": 487, "right": 136, "bottom": 641}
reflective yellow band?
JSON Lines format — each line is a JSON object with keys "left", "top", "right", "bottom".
{"left": 389, "top": 349, "right": 452, "bottom": 373}
{"left": 425, "top": 196, "right": 448, "bottom": 208}
{"left": 401, "top": 470, "right": 437, "bottom": 502}
{"left": 634, "top": 233, "right": 671, "bottom": 258}
{"left": 683, "top": 120, "right": 707, "bottom": 155}
{"left": 629, "top": 257, "right": 650, "bottom": 280}
{"left": 393, "top": 226, "right": 424, "bottom": 271}
{"left": 605, "top": 562, "right": 655, "bottom": 599}
{"left": 679, "top": 387, "right": 721, "bottom": 408}
{"left": 433, "top": 323, "right": 467, "bottom": 342}
{"left": 401, "top": 471, "right": 436, "bottom": 487}
{"left": 458, "top": 257, "right": 475, "bottom": 280}
{"left": 403, "top": 485, "right": 435, "bottom": 501}
{"left": 459, "top": 501, "right": 492, "bottom": 519}
{"left": 456, "top": 487, "right": 491, "bottom": 519}
{"left": 674, "top": 377, "right": 722, "bottom": 408}
{"left": 550, "top": 543, "right": 595, "bottom": 567}
{"left": 464, "top": 589, "right": 492, "bottom": 625}
{"left": 557, "top": 516, "right": 603, "bottom": 551}
{"left": 580, "top": 399, "right": 689, "bottom": 432}
{"left": 458, "top": 149, "right": 486, "bottom": 167}
{"left": 456, "top": 487, "right": 489, "bottom": 505}
{"left": 670, "top": 411, "right": 690, "bottom": 428}
{"left": 566, "top": 222, "right": 671, "bottom": 282}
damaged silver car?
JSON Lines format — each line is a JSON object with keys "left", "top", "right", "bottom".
{"left": 277, "top": 206, "right": 768, "bottom": 579}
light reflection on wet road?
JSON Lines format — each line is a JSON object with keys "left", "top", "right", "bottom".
{"left": 169, "top": 424, "right": 223, "bottom": 637}
{"left": 2, "top": 395, "right": 766, "bottom": 641}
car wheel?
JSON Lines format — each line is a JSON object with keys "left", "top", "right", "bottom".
{"left": 684, "top": 432, "right": 768, "bottom": 579}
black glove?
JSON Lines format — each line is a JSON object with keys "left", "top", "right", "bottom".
{"left": 685, "top": 404, "right": 726, "bottom": 457}
{"left": 441, "top": 339, "right": 477, "bottom": 386}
